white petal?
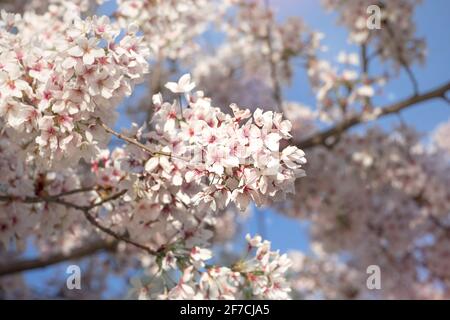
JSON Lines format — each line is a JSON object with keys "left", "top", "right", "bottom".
{"left": 144, "top": 157, "right": 159, "bottom": 172}
{"left": 178, "top": 73, "right": 191, "bottom": 87}
{"left": 165, "top": 82, "right": 180, "bottom": 93}
{"left": 83, "top": 53, "right": 95, "bottom": 65}
{"left": 68, "top": 46, "right": 84, "bottom": 57}
{"left": 265, "top": 133, "right": 281, "bottom": 151}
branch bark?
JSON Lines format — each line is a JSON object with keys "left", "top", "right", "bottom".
{"left": 0, "top": 186, "right": 97, "bottom": 204}
{"left": 296, "top": 81, "right": 450, "bottom": 150}
{"left": 0, "top": 240, "right": 117, "bottom": 277}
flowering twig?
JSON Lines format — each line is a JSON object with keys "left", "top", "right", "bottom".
{"left": 0, "top": 188, "right": 158, "bottom": 256}
{"left": 54, "top": 190, "right": 158, "bottom": 255}
{"left": 98, "top": 119, "right": 169, "bottom": 157}
{"left": 0, "top": 186, "right": 99, "bottom": 204}
{"left": 98, "top": 118, "right": 187, "bottom": 161}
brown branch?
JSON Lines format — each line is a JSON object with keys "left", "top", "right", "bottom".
{"left": 1, "top": 189, "right": 158, "bottom": 256}
{"left": 361, "top": 43, "right": 369, "bottom": 74}
{"left": 296, "top": 81, "right": 450, "bottom": 150}
{"left": 0, "top": 240, "right": 117, "bottom": 277}
{"left": 98, "top": 119, "right": 163, "bottom": 156}
{"left": 87, "top": 189, "right": 127, "bottom": 210}
{"left": 51, "top": 190, "right": 157, "bottom": 255}
{"left": 82, "top": 209, "right": 157, "bottom": 256}
{"left": 0, "top": 186, "right": 98, "bottom": 204}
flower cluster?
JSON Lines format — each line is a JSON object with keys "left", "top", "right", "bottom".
{"left": 80, "top": 74, "right": 307, "bottom": 261}
{"left": 322, "top": 0, "right": 426, "bottom": 69}
{"left": 287, "top": 246, "right": 363, "bottom": 299}
{"left": 432, "top": 119, "right": 450, "bottom": 155}
{"left": 306, "top": 52, "right": 386, "bottom": 122}
{"left": 0, "top": 0, "right": 104, "bottom": 15}
{"left": 0, "top": 0, "right": 447, "bottom": 302}
{"left": 0, "top": 8, "right": 149, "bottom": 167}
{"left": 281, "top": 126, "right": 450, "bottom": 298}
{"left": 0, "top": 126, "right": 94, "bottom": 250}
{"left": 193, "top": 0, "right": 322, "bottom": 109}
{"left": 130, "top": 234, "right": 292, "bottom": 300}
{"left": 151, "top": 74, "right": 307, "bottom": 211}
{"left": 116, "top": 0, "right": 217, "bottom": 60}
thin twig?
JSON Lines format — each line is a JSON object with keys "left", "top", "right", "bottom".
{"left": 98, "top": 119, "right": 187, "bottom": 161}
{"left": 98, "top": 119, "right": 169, "bottom": 157}
{"left": 1, "top": 188, "right": 158, "bottom": 256}
{"left": 82, "top": 208, "right": 157, "bottom": 255}
{"left": 0, "top": 186, "right": 99, "bottom": 204}
{"left": 55, "top": 190, "right": 157, "bottom": 255}
{"left": 361, "top": 43, "right": 369, "bottom": 74}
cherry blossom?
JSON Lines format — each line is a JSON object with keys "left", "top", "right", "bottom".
{"left": 129, "top": 235, "right": 292, "bottom": 300}
{"left": 165, "top": 73, "right": 196, "bottom": 94}
{"left": 0, "top": 7, "right": 149, "bottom": 167}
{"left": 0, "top": 0, "right": 448, "bottom": 301}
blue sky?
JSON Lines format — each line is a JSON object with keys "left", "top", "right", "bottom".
{"left": 23, "top": 0, "right": 450, "bottom": 297}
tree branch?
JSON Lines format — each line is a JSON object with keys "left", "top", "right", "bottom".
{"left": 361, "top": 43, "right": 369, "bottom": 74}
{"left": 0, "top": 240, "right": 117, "bottom": 277}
{"left": 49, "top": 190, "right": 158, "bottom": 255}
{"left": 98, "top": 119, "right": 164, "bottom": 156}
{"left": 296, "top": 81, "right": 450, "bottom": 149}
{"left": 81, "top": 208, "right": 157, "bottom": 256}
{"left": 0, "top": 186, "right": 98, "bottom": 204}
{"left": 1, "top": 189, "right": 158, "bottom": 256}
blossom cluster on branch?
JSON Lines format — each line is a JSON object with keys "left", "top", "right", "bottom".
{"left": 130, "top": 234, "right": 291, "bottom": 300}
{"left": 0, "top": 0, "right": 449, "bottom": 300}
{"left": 282, "top": 127, "right": 450, "bottom": 298}
{"left": 116, "top": 0, "right": 218, "bottom": 61}
{"left": 0, "top": 8, "right": 149, "bottom": 166}
{"left": 0, "top": 0, "right": 309, "bottom": 300}
{"left": 322, "top": 0, "right": 426, "bottom": 69}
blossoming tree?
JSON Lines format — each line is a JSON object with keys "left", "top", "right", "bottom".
{"left": 0, "top": 0, "right": 449, "bottom": 299}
